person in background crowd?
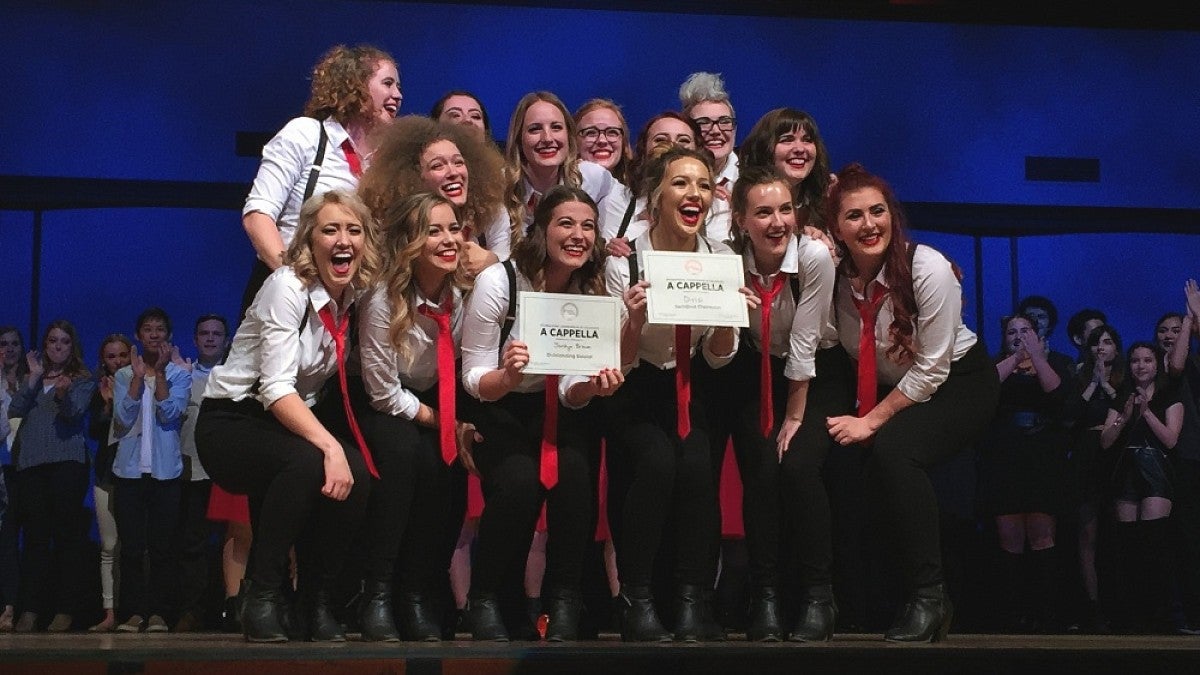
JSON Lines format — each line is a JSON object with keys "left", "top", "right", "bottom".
{"left": 1163, "top": 283, "right": 1200, "bottom": 634}
{"left": 1067, "top": 309, "right": 1107, "bottom": 372}
{"left": 1017, "top": 295, "right": 1058, "bottom": 343}
{"left": 0, "top": 326, "right": 26, "bottom": 632}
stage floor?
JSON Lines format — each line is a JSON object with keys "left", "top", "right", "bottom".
{"left": 2, "top": 632, "right": 1199, "bottom": 674}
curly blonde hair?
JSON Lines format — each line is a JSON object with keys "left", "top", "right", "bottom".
{"left": 503, "top": 92, "right": 582, "bottom": 247}
{"left": 287, "top": 190, "right": 381, "bottom": 290}
{"left": 357, "top": 115, "right": 505, "bottom": 237}
{"left": 377, "top": 193, "right": 473, "bottom": 365}
{"left": 303, "top": 44, "right": 396, "bottom": 126}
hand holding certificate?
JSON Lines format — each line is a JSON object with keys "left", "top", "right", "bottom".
{"left": 640, "top": 250, "right": 749, "bottom": 327}
{"left": 519, "top": 292, "right": 622, "bottom": 376}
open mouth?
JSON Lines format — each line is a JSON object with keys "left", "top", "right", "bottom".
{"left": 442, "top": 181, "right": 464, "bottom": 198}
{"left": 562, "top": 242, "right": 588, "bottom": 258}
{"left": 436, "top": 248, "right": 458, "bottom": 263}
{"left": 858, "top": 232, "right": 882, "bottom": 248}
{"left": 331, "top": 251, "right": 354, "bottom": 275}
{"left": 590, "top": 148, "right": 613, "bottom": 160}
{"left": 535, "top": 144, "right": 562, "bottom": 160}
{"left": 765, "top": 228, "right": 787, "bottom": 242}
{"left": 679, "top": 204, "right": 702, "bottom": 225}
{"left": 383, "top": 103, "right": 398, "bottom": 116}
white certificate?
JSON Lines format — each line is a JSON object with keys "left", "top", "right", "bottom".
{"left": 518, "top": 292, "right": 622, "bottom": 376}
{"left": 641, "top": 250, "right": 748, "bottom": 327}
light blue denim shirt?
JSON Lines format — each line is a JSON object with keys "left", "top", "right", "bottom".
{"left": 112, "top": 362, "right": 190, "bottom": 480}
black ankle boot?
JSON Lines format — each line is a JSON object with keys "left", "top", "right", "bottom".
{"left": 618, "top": 585, "right": 671, "bottom": 642}
{"left": 241, "top": 579, "right": 287, "bottom": 643}
{"left": 221, "top": 593, "right": 243, "bottom": 634}
{"left": 700, "top": 588, "right": 727, "bottom": 641}
{"left": 395, "top": 591, "right": 441, "bottom": 642}
{"left": 467, "top": 593, "right": 509, "bottom": 641}
{"left": 789, "top": 585, "right": 837, "bottom": 642}
{"left": 745, "top": 586, "right": 783, "bottom": 642}
{"left": 308, "top": 589, "right": 346, "bottom": 642}
{"left": 673, "top": 584, "right": 704, "bottom": 642}
{"left": 358, "top": 580, "right": 400, "bottom": 642}
{"left": 544, "top": 587, "right": 582, "bottom": 642}
{"left": 884, "top": 583, "right": 953, "bottom": 642}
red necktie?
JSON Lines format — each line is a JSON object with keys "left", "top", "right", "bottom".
{"left": 675, "top": 325, "right": 692, "bottom": 440}
{"left": 341, "top": 139, "right": 363, "bottom": 178}
{"left": 851, "top": 283, "right": 889, "bottom": 418}
{"left": 540, "top": 375, "right": 560, "bottom": 489}
{"left": 317, "top": 304, "right": 379, "bottom": 478}
{"left": 418, "top": 302, "right": 457, "bottom": 466}
{"left": 751, "top": 274, "right": 787, "bottom": 436}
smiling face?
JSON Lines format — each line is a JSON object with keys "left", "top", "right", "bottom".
{"left": 1156, "top": 316, "right": 1183, "bottom": 353}
{"left": 101, "top": 340, "right": 132, "bottom": 375}
{"left": 653, "top": 156, "right": 713, "bottom": 240}
{"left": 365, "top": 59, "right": 401, "bottom": 125}
{"left": 44, "top": 327, "right": 72, "bottom": 368}
{"left": 137, "top": 318, "right": 170, "bottom": 362}
{"left": 833, "top": 187, "right": 892, "bottom": 270}
{"left": 577, "top": 106, "right": 624, "bottom": 171}
{"left": 773, "top": 124, "right": 817, "bottom": 186}
{"left": 544, "top": 200, "right": 597, "bottom": 277}
{"left": 520, "top": 100, "right": 569, "bottom": 171}
{"left": 420, "top": 139, "right": 469, "bottom": 207}
{"left": 416, "top": 203, "right": 465, "bottom": 281}
{"left": 1129, "top": 346, "right": 1158, "bottom": 386}
{"left": 1004, "top": 316, "right": 1038, "bottom": 356}
{"left": 645, "top": 117, "right": 696, "bottom": 153}
{"left": 737, "top": 181, "right": 796, "bottom": 265}
{"left": 437, "top": 94, "right": 486, "bottom": 138}
{"left": 194, "top": 319, "right": 228, "bottom": 365}
{"left": 689, "top": 100, "right": 734, "bottom": 165}
{"left": 311, "top": 202, "right": 366, "bottom": 298}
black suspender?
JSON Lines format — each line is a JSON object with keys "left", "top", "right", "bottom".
{"left": 615, "top": 197, "right": 637, "bottom": 239}
{"left": 498, "top": 260, "right": 518, "bottom": 359}
{"left": 301, "top": 121, "right": 330, "bottom": 204}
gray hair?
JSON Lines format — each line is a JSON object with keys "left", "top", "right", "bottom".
{"left": 678, "top": 71, "right": 734, "bottom": 115}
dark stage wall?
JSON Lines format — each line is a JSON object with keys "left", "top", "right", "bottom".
{"left": 1, "top": 1, "right": 1198, "bottom": 358}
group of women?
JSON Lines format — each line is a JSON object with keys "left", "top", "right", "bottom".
{"left": 175, "top": 42, "right": 1007, "bottom": 646}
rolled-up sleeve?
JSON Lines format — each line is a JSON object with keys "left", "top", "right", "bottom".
{"left": 784, "top": 243, "right": 835, "bottom": 382}
{"left": 359, "top": 288, "right": 421, "bottom": 419}
{"left": 256, "top": 278, "right": 308, "bottom": 408}
{"left": 896, "top": 253, "right": 962, "bottom": 403}
{"left": 155, "top": 367, "right": 192, "bottom": 426}
{"left": 461, "top": 264, "right": 509, "bottom": 401}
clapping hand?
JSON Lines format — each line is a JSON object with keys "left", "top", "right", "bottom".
{"left": 170, "top": 345, "right": 194, "bottom": 373}
{"left": 25, "top": 351, "right": 43, "bottom": 382}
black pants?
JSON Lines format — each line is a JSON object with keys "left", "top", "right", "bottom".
{"left": 606, "top": 359, "right": 719, "bottom": 588}
{"left": 114, "top": 474, "right": 181, "bottom": 619}
{"left": 175, "top": 478, "right": 213, "bottom": 618}
{"left": 866, "top": 341, "right": 999, "bottom": 590}
{"left": 1173, "top": 457, "right": 1200, "bottom": 624}
{"left": 0, "top": 464, "right": 20, "bottom": 608}
{"left": 196, "top": 397, "right": 370, "bottom": 592}
{"left": 352, "top": 378, "right": 467, "bottom": 593}
{"left": 469, "top": 390, "right": 597, "bottom": 597}
{"left": 14, "top": 461, "right": 90, "bottom": 617}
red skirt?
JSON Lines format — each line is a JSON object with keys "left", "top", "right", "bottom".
{"left": 206, "top": 483, "right": 250, "bottom": 524}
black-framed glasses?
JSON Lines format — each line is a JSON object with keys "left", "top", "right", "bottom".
{"left": 692, "top": 116, "right": 736, "bottom": 131}
{"left": 579, "top": 126, "right": 624, "bottom": 143}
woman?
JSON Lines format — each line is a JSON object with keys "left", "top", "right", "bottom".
{"left": 739, "top": 108, "right": 833, "bottom": 235}
{"left": 1, "top": 327, "right": 26, "bottom": 396}
{"left": 1100, "top": 342, "right": 1183, "bottom": 632}
{"left": 431, "top": 90, "right": 491, "bottom": 141}
{"left": 461, "top": 185, "right": 621, "bottom": 641}
{"left": 825, "top": 164, "right": 999, "bottom": 642}
{"left": 717, "top": 166, "right": 849, "bottom": 641}
{"left": 1066, "top": 323, "right": 1123, "bottom": 632}
{"left": 354, "top": 192, "right": 476, "bottom": 641}
{"left": 599, "top": 112, "right": 702, "bottom": 251}
{"left": 574, "top": 99, "right": 633, "bottom": 182}
{"left": 358, "top": 115, "right": 508, "bottom": 277}
{"left": 85, "top": 333, "right": 134, "bottom": 632}
{"left": 982, "top": 313, "right": 1072, "bottom": 632}
{"left": 240, "top": 44, "right": 399, "bottom": 311}
{"left": 196, "top": 189, "right": 381, "bottom": 643}
{"left": 7, "top": 320, "right": 96, "bottom": 632}
{"left": 0, "top": 325, "right": 26, "bottom": 632}
{"left": 502, "top": 92, "right": 617, "bottom": 242}
{"left": 679, "top": 71, "right": 739, "bottom": 242}
{"left": 604, "top": 146, "right": 744, "bottom": 642}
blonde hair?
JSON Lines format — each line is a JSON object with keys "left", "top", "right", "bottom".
{"left": 287, "top": 190, "right": 381, "bottom": 290}
{"left": 503, "top": 92, "right": 582, "bottom": 247}
{"left": 377, "top": 193, "right": 472, "bottom": 365}
{"left": 573, "top": 98, "right": 633, "bottom": 181}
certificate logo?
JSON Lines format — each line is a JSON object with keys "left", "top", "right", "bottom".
{"left": 684, "top": 258, "right": 703, "bottom": 275}
{"left": 560, "top": 302, "right": 579, "bottom": 321}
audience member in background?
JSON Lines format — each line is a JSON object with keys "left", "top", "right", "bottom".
{"left": 85, "top": 333, "right": 134, "bottom": 632}
{"left": 981, "top": 313, "right": 1071, "bottom": 632}
{"left": 1, "top": 327, "right": 27, "bottom": 397}
{"left": 1066, "top": 309, "right": 1107, "bottom": 372}
{"left": 1065, "top": 324, "right": 1123, "bottom": 633}
{"left": 679, "top": 71, "right": 739, "bottom": 243}
{"left": 172, "top": 314, "right": 231, "bottom": 632}
{"left": 1101, "top": 341, "right": 1183, "bottom": 632}
{"left": 8, "top": 320, "right": 96, "bottom": 632}
{"left": 0, "top": 325, "right": 25, "bottom": 632}
{"left": 111, "top": 309, "right": 191, "bottom": 633}
{"left": 1017, "top": 295, "right": 1059, "bottom": 344}
{"left": 240, "top": 44, "right": 399, "bottom": 313}
{"left": 0, "top": 378, "right": 12, "bottom": 632}
{"left": 1163, "top": 282, "right": 1200, "bottom": 634}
